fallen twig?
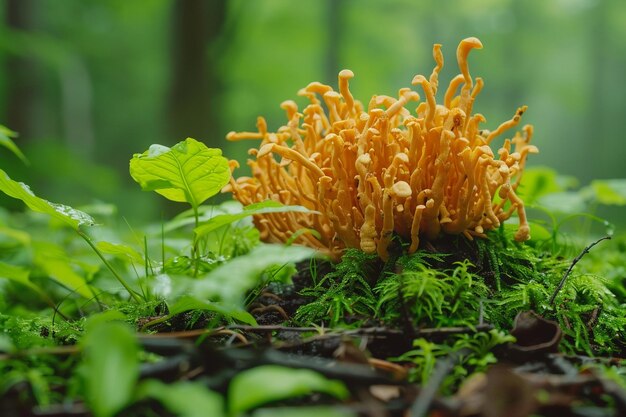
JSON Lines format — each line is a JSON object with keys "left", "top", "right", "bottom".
{"left": 409, "top": 348, "right": 471, "bottom": 417}
{"left": 549, "top": 236, "right": 611, "bottom": 306}
{"left": 270, "top": 324, "right": 494, "bottom": 350}
{"left": 137, "top": 324, "right": 494, "bottom": 342}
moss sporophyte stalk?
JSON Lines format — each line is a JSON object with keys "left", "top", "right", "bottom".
{"left": 225, "top": 37, "right": 537, "bottom": 260}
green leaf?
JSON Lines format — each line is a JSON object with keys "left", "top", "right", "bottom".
{"left": 526, "top": 221, "right": 552, "bottom": 241}
{"left": 516, "top": 166, "right": 577, "bottom": 205}
{"left": 0, "top": 168, "right": 94, "bottom": 230}
{"left": 83, "top": 310, "right": 128, "bottom": 332}
{"left": 0, "top": 124, "right": 28, "bottom": 164}
{"left": 0, "top": 261, "right": 45, "bottom": 297}
{"left": 164, "top": 204, "right": 228, "bottom": 232}
{"left": 96, "top": 241, "right": 145, "bottom": 265}
{"left": 229, "top": 365, "right": 349, "bottom": 415}
{"left": 33, "top": 241, "right": 95, "bottom": 299}
{"left": 0, "top": 334, "right": 14, "bottom": 353}
{"left": 285, "top": 228, "right": 322, "bottom": 246}
{"left": 195, "top": 200, "right": 316, "bottom": 241}
{"left": 81, "top": 321, "right": 139, "bottom": 417}
{"left": 129, "top": 138, "right": 230, "bottom": 207}
{"left": 163, "top": 201, "right": 252, "bottom": 232}
{"left": 591, "top": 179, "right": 626, "bottom": 206}
{"left": 0, "top": 225, "right": 31, "bottom": 247}
{"left": 137, "top": 380, "right": 225, "bottom": 417}
{"left": 193, "top": 244, "right": 318, "bottom": 306}
{"left": 167, "top": 295, "right": 257, "bottom": 326}
{"left": 537, "top": 191, "right": 588, "bottom": 214}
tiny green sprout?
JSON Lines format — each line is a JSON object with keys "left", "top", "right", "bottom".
{"left": 130, "top": 138, "right": 231, "bottom": 275}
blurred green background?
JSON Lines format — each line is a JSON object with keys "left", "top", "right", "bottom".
{"left": 1, "top": 0, "right": 625, "bottom": 224}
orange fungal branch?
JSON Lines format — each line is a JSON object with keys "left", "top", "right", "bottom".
{"left": 225, "top": 37, "right": 538, "bottom": 260}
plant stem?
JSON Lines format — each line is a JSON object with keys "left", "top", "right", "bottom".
{"left": 192, "top": 205, "right": 200, "bottom": 277}
{"left": 144, "top": 235, "right": 150, "bottom": 278}
{"left": 549, "top": 235, "right": 611, "bottom": 306}
{"left": 161, "top": 218, "right": 166, "bottom": 273}
{"left": 140, "top": 314, "right": 171, "bottom": 332}
{"left": 77, "top": 229, "right": 143, "bottom": 303}
{"left": 409, "top": 348, "right": 472, "bottom": 417}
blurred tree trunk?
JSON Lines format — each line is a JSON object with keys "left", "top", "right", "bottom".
{"left": 587, "top": 0, "right": 609, "bottom": 180}
{"left": 4, "top": 0, "right": 38, "bottom": 140}
{"left": 506, "top": 1, "right": 526, "bottom": 107}
{"left": 325, "top": 0, "right": 342, "bottom": 85}
{"left": 166, "top": 0, "right": 227, "bottom": 147}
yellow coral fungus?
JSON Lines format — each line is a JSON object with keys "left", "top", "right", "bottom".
{"left": 225, "top": 37, "right": 537, "bottom": 260}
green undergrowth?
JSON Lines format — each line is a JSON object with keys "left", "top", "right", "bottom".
{"left": 1, "top": 130, "right": 626, "bottom": 415}
{"left": 292, "top": 228, "right": 626, "bottom": 393}
{"left": 295, "top": 229, "right": 626, "bottom": 356}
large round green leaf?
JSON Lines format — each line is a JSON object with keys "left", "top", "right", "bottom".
{"left": 129, "top": 138, "right": 230, "bottom": 207}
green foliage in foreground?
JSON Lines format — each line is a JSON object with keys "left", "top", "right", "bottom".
{"left": 0, "top": 132, "right": 625, "bottom": 415}
{"left": 293, "top": 229, "right": 626, "bottom": 392}
{"left": 0, "top": 134, "right": 335, "bottom": 414}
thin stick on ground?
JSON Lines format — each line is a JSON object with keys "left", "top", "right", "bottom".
{"left": 409, "top": 348, "right": 472, "bottom": 417}
{"left": 548, "top": 235, "right": 611, "bottom": 306}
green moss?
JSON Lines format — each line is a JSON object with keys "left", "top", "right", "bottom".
{"left": 294, "top": 229, "right": 625, "bottom": 357}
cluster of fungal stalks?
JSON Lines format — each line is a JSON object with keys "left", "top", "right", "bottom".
{"left": 225, "top": 37, "right": 538, "bottom": 260}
